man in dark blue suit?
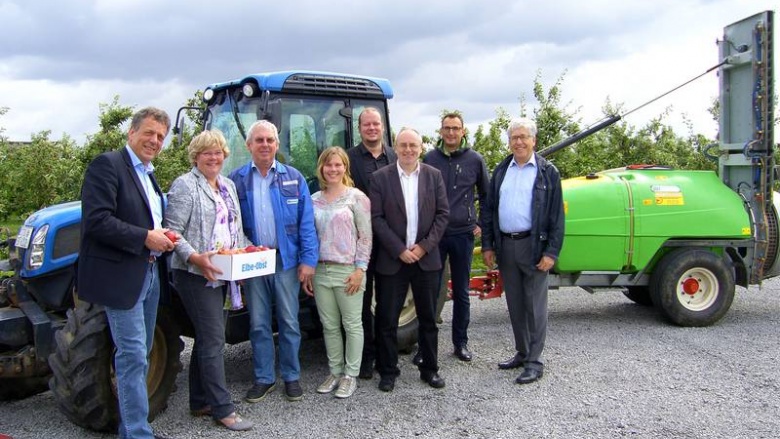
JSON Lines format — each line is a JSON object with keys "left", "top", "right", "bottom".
{"left": 369, "top": 127, "right": 449, "bottom": 392}
{"left": 482, "top": 118, "right": 564, "bottom": 386}
{"left": 79, "top": 107, "right": 174, "bottom": 439}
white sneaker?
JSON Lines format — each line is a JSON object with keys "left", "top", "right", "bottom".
{"left": 317, "top": 374, "right": 341, "bottom": 394}
{"left": 334, "top": 375, "right": 357, "bottom": 399}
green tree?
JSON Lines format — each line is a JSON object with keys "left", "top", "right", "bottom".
{"left": 79, "top": 97, "right": 134, "bottom": 169}
{"left": 0, "top": 131, "right": 82, "bottom": 220}
{"left": 154, "top": 92, "right": 205, "bottom": 191}
{"left": 472, "top": 107, "right": 511, "bottom": 171}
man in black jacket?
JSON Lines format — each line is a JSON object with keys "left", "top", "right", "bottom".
{"left": 481, "top": 117, "right": 564, "bottom": 385}
{"left": 422, "top": 113, "right": 489, "bottom": 362}
{"left": 347, "top": 107, "right": 397, "bottom": 379}
{"left": 79, "top": 107, "right": 174, "bottom": 438}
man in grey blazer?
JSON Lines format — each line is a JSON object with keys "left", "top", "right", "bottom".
{"left": 369, "top": 128, "right": 449, "bottom": 392}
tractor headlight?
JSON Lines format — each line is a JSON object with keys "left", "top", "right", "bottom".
{"left": 28, "top": 224, "right": 49, "bottom": 269}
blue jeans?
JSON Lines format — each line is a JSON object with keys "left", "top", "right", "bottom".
{"left": 438, "top": 232, "right": 474, "bottom": 348}
{"left": 104, "top": 262, "right": 160, "bottom": 439}
{"left": 244, "top": 265, "right": 301, "bottom": 384}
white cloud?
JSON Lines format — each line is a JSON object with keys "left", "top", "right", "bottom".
{"left": 0, "top": 0, "right": 776, "bottom": 151}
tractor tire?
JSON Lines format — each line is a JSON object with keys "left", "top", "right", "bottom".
{"left": 396, "top": 292, "right": 419, "bottom": 354}
{"left": 0, "top": 377, "right": 50, "bottom": 401}
{"left": 372, "top": 287, "right": 419, "bottom": 354}
{"left": 649, "top": 248, "right": 735, "bottom": 327}
{"left": 48, "top": 302, "right": 183, "bottom": 432}
{"left": 622, "top": 286, "right": 654, "bottom": 306}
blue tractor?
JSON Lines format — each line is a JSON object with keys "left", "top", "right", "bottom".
{"left": 0, "top": 70, "right": 420, "bottom": 431}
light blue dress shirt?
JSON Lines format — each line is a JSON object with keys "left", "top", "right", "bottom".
{"left": 251, "top": 161, "right": 278, "bottom": 248}
{"left": 498, "top": 154, "right": 537, "bottom": 233}
{"left": 125, "top": 145, "right": 163, "bottom": 229}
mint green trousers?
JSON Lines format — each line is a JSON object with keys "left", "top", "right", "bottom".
{"left": 313, "top": 263, "right": 365, "bottom": 377}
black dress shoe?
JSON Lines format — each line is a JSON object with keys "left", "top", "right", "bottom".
{"left": 498, "top": 353, "right": 524, "bottom": 370}
{"left": 454, "top": 345, "right": 473, "bottom": 362}
{"left": 378, "top": 376, "right": 395, "bottom": 392}
{"left": 412, "top": 351, "right": 423, "bottom": 366}
{"left": 420, "top": 372, "right": 446, "bottom": 389}
{"left": 515, "top": 368, "right": 543, "bottom": 385}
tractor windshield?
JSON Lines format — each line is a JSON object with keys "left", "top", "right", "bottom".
{"left": 204, "top": 89, "right": 391, "bottom": 183}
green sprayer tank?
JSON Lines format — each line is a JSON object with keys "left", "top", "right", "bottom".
{"left": 557, "top": 168, "right": 751, "bottom": 273}
{"left": 531, "top": 10, "right": 776, "bottom": 328}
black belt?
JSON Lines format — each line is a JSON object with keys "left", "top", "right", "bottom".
{"left": 501, "top": 231, "right": 531, "bottom": 240}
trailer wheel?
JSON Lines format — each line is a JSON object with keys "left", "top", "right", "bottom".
{"left": 622, "top": 286, "right": 653, "bottom": 306}
{"left": 49, "top": 302, "right": 183, "bottom": 432}
{"left": 649, "top": 248, "right": 735, "bottom": 327}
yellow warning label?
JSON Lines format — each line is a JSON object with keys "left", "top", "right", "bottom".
{"left": 564, "top": 200, "right": 568, "bottom": 215}
{"left": 742, "top": 227, "right": 751, "bottom": 235}
{"left": 655, "top": 194, "right": 684, "bottom": 205}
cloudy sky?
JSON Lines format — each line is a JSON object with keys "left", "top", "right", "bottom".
{"left": 0, "top": 0, "right": 776, "bottom": 145}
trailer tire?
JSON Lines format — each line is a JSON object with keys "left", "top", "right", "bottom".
{"left": 49, "top": 301, "right": 183, "bottom": 432}
{"left": 650, "top": 248, "right": 735, "bottom": 327}
{"left": 622, "top": 287, "right": 654, "bottom": 306}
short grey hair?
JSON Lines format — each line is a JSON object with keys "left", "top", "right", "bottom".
{"left": 246, "top": 120, "right": 279, "bottom": 144}
{"left": 130, "top": 107, "right": 171, "bottom": 132}
{"left": 395, "top": 127, "right": 422, "bottom": 145}
{"left": 507, "top": 118, "right": 537, "bottom": 138}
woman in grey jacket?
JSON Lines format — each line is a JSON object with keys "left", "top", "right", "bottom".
{"left": 164, "top": 130, "right": 254, "bottom": 431}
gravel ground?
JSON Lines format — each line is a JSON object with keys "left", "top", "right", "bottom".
{"left": 2, "top": 280, "right": 779, "bottom": 439}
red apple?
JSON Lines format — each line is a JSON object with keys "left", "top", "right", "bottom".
{"left": 245, "top": 245, "right": 258, "bottom": 253}
{"left": 164, "top": 230, "right": 178, "bottom": 244}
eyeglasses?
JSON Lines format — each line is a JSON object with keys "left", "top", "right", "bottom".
{"left": 441, "top": 126, "right": 463, "bottom": 133}
{"left": 510, "top": 135, "right": 534, "bottom": 142}
{"left": 200, "top": 150, "right": 225, "bottom": 157}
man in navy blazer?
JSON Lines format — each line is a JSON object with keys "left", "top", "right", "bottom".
{"left": 369, "top": 127, "right": 449, "bottom": 392}
{"left": 79, "top": 107, "right": 175, "bottom": 439}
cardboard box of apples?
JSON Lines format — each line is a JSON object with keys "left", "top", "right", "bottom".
{"left": 209, "top": 245, "right": 276, "bottom": 281}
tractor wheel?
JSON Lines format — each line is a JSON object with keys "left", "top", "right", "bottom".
{"left": 649, "top": 248, "right": 735, "bottom": 327}
{"left": 372, "top": 287, "right": 419, "bottom": 354}
{"left": 622, "top": 286, "right": 654, "bottom": 306}
{"left": 396, "top": 290, "right": 419, "bottom": 354}
{"left": 48, "top": 302, "right": 183, "bottom": 432}
{"left": 0, "top": 377, "right": 50, "bottom": 401}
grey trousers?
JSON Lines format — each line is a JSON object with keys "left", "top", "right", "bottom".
{"left": 497, "top": 235, "right": 548, "bottom": 371}
{"left": 173, "top": 269, "right": 234, "bottom": 420}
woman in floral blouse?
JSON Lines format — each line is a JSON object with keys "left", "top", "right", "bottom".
{"left": 304, "top": 147, "right": 372, "bottom": 398}
{"left": 164, "top": 130, "right": 253, "bottom": 431}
